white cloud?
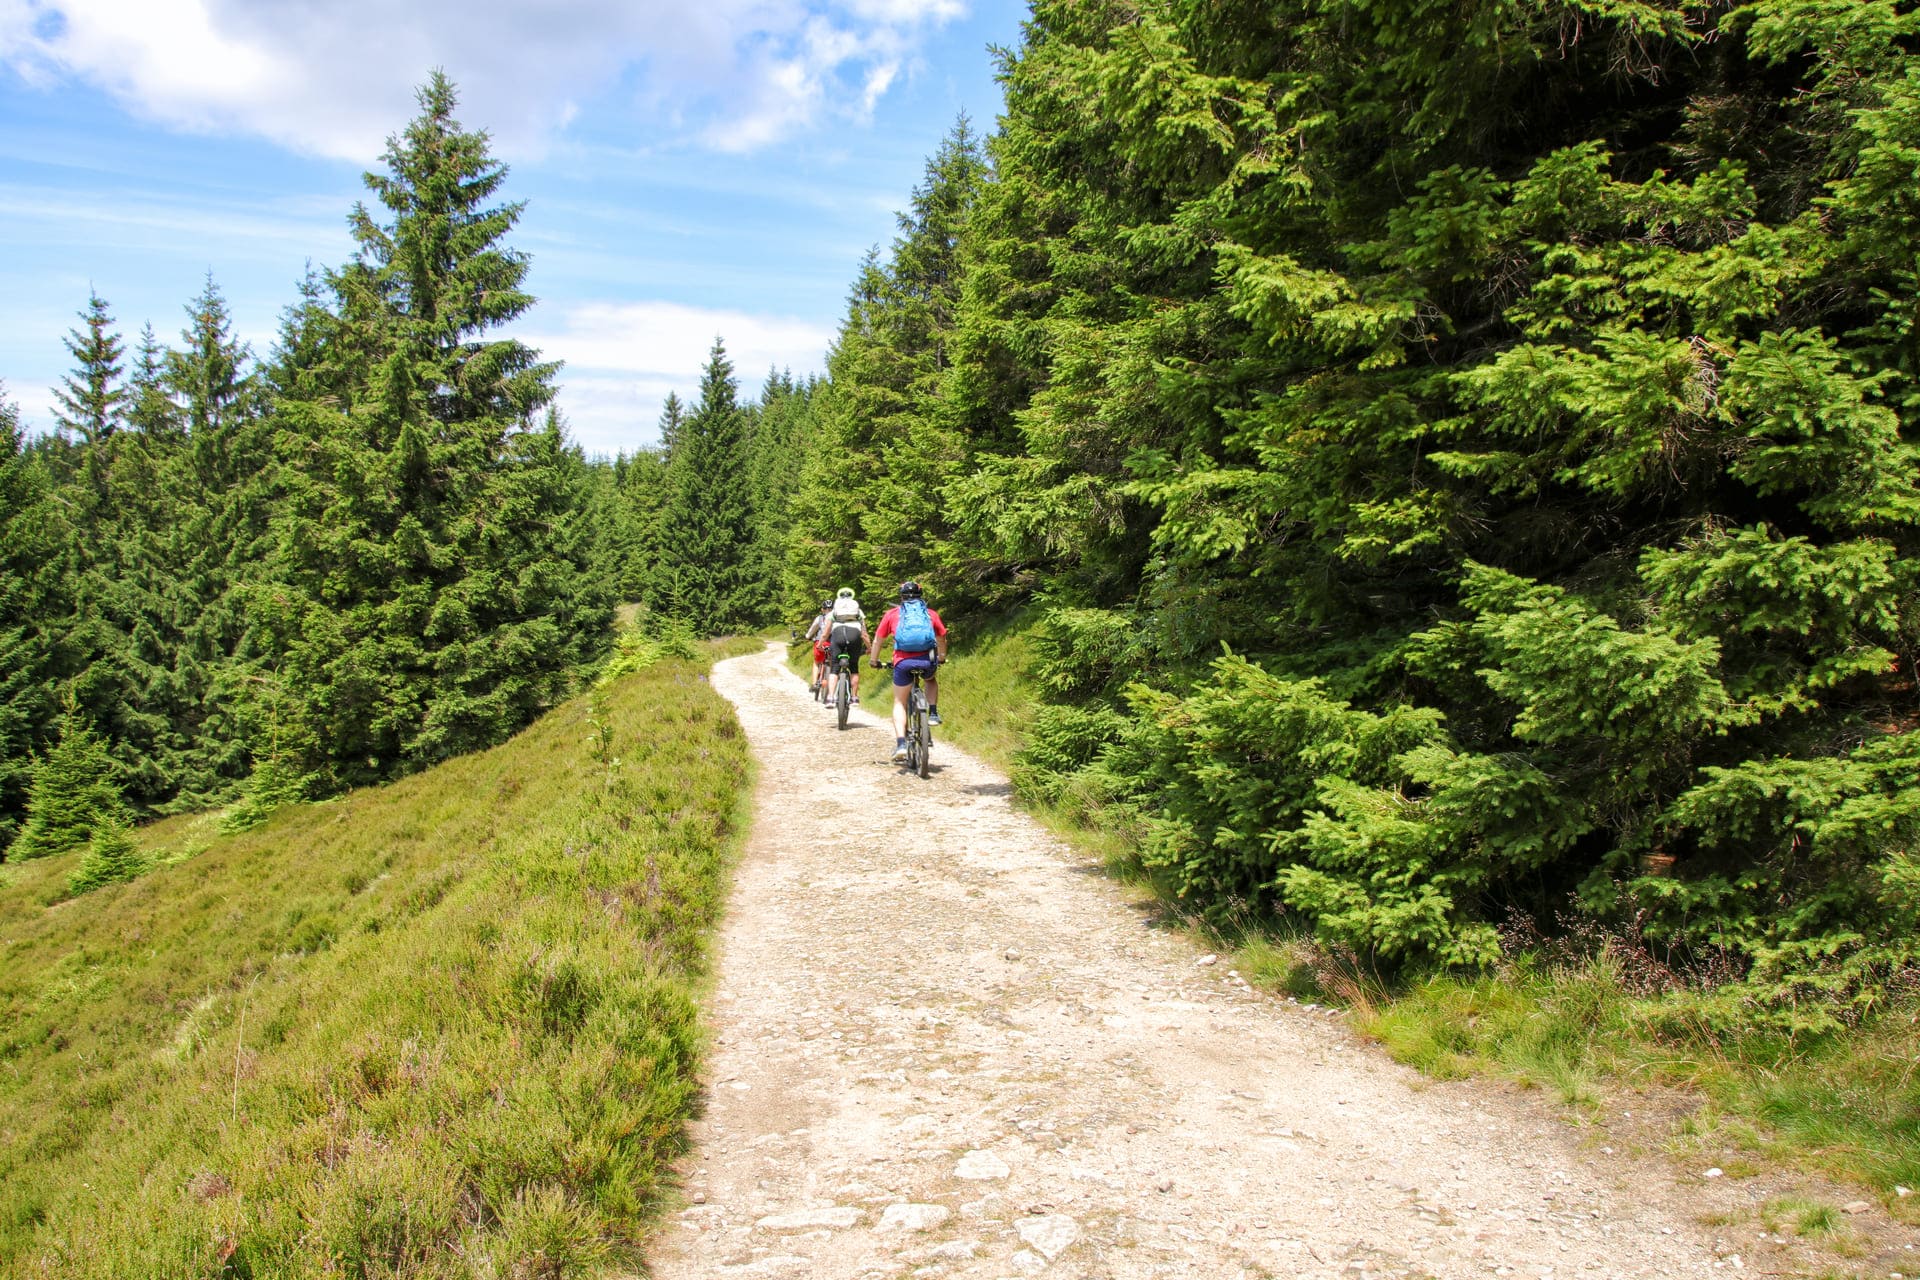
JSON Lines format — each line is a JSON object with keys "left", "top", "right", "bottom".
{"left": 0, "top": 0, "right": 968, "bottom": 161}
{"left": 525, "top": 299, "right": 835, "bottom": 456}
{"left": 0, "top": 184, "right": 352, "bottom": 258}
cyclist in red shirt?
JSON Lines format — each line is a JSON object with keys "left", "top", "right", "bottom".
{"left": 869, "top": 580, "right": 948, "bottom": 762}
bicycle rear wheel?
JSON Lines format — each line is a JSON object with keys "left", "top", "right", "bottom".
{"left": 836, "top": 669, "right": 851, "bottom": 728}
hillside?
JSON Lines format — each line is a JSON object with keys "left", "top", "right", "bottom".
{"left": 0, "top": 649, "right": 749, "bottom": 1277}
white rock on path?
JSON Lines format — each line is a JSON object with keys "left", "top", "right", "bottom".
{"left": 956, "top": 1150, "right": 1011, "bottom": 1180}
{"left": 879, "top": 1202, "right": 953, "bottom": 1232}
{"left": 1017, "top": 1214, "right": 1080, "bottom": 1259}
{"left": 755, "top": 1206, "right": 863, "bottom": 1230}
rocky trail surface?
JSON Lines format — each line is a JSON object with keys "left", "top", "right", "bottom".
{"left": 645, "top": 643, "right": 1848, "bottom": 1280}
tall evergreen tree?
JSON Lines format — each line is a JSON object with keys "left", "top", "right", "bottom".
{"left": 783, "top": 120, "right": 989, "bottom": 612}
{"left": 263, "top": 73, "right": 605, "bottom": 786}
{"left": 653, "top": 339, "right": 760, "bottom": 630}
{"left": 151, "top": 275, "right": 270, "bottom": 809}
{"left": 0, "top": 387, "right": 61, "bottom": 850}
{"left": 657, "top": 391, "right": 686, "bottom": 457}
{"left": 123, "top": 324, "right": 180, "bottom": 439}
{"left": 166, "top": 274, "right": 257, "bottom": 456}
{"left": 51, "top": 291, "right": 126, "bottom": 445}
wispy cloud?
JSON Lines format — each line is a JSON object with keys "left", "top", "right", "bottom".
{"left": 0, "top": 184, "right": 352, "bottom": 258}
{"left": 525, "top": 299, "right": 835, "bottom": 456}
{"left": 0, "top": 0, "right": 970, "bottom": 161}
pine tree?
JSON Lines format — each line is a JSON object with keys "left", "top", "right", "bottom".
{"left": 51, "top": 291, "right": 126, "bottom": 445}
{"left": 783, "top": 120, "right": 989, "bottom": 612}
{"left": 123, "top": 324, "right": 181, "bottom": 439}
{"left": 618, "top": 443, "right": 673, "bottom": 606}
{"left": 657, "top": 391, "right": 686, "bottom": 456}
{"left": 9, "top": 709, "right": 127, "bottom": 860}
{"left": 0, "top": 387, "right": 61, "bottom": 849}
{"left": 65, "top": 816, "right": 145, "bottom": 895}
{"left": 166, "top": 274, "right": 257, "bottom": 462}
{"left": 653, "top": 339, "right": 760, "bottom": 631}
{"left": 262, "top": 73, "right": 600, "bottom": 785}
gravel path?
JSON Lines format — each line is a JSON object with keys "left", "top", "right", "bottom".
{"left": 646, "top": 643, "right": 1734, "bottom": 1280}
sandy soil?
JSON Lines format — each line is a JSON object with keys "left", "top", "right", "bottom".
{"left": 643, "top": 643, "right": 1893, "bottom": 1280}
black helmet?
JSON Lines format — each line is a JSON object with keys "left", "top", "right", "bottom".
{"left": 818, "top": 599, "right": 831, "bottom": 611}
{"left": 899, "top": 580, "right": 923, "bottom": 600}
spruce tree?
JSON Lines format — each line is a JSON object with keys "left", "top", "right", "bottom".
{"left": 166, "top": 274, "right": 257, "bottom": 459}
{"left": 657, "top": 391, "right": 686, "bottom": 457}
{"left": 619, "top": 443, "right": 674, "bottom": 606}
{"left": 66, "top": 816, "right": 145, "bottom": 895}
{"left": 263, "top": 73, "right": 602, "bottom": 785}
{"left": 51, "top": 291, "right": 126, "bottom": 445}
{"left": 0, "top": 388, "right": 60, "bottom": 849}
{"left": 655, "top": 339, "right": 760, "bottom": 631}
{"left": 9, "top": 709, "right": 127, "bottom": 860}
{"left": 123, "top": 324, "right": 181, "bottom": 438}
{"left": 782, "top": 121, "right": 988, "bottom": 612}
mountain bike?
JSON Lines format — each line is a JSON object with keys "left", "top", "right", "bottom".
{"left": 901, "top": 664, "right": 934, "bottom": 778}
{"left": 832, "top": 651, "right": 855, "bottom": 730}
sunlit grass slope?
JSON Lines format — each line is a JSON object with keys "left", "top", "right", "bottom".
{"left": 0, "top": 652, "right": 749, "bottom": 1277}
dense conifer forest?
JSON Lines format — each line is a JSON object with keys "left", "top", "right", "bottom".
{"left": 0, "top": 75, "right": 816, "bottom": 858}
{"left": 778, "top": 0, "right": 1920, "bottom": 1027}
{"left": 8, "top": 0, "right": 1920, "bottom": 1029}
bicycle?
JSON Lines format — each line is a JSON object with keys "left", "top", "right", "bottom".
{"left": 811, "top": 649, "right": 832, "bottom": 704}
{"left": 875, "top": 659, "right": 933, "bottom": 778}
{"left": 832, "top": 651, "right": 855, "bottom": 729}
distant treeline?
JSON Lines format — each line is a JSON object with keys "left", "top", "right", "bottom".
{"left": 0, "top": 73, "right": 818, "bottom": 856}
{"left": 782, "top": 0, "right": 1920, "bottom": 1025}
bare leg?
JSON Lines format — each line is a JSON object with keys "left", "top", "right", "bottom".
{"left": 892, "top": 682, "right": 910, "bottom": 738}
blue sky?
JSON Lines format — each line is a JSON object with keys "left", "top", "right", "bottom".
{"left": 0, "top": 0, "right": 1027, "bottom": 456}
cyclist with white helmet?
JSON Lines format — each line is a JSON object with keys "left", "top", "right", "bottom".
{"left": 825, "top": 587, "right": 869, "bottom": 707}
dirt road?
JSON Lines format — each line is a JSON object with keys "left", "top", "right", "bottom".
{"left": 647, "top": 643, "right": 1735, "bottom": 1279}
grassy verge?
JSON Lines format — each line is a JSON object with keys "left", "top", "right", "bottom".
{"left": 1357, "top": 965, "right": 1920, "bottom": 1209}
{"left": 0, "top": 646, "right": 750, "bottom": 1277}
{"left": 817, "top": 610, "right": 1920, "bottom": 1223}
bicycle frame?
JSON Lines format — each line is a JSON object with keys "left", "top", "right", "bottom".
{"left": 902, "top": 667, "right": 932, "bottom": 778}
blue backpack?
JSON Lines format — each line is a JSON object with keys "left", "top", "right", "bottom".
{"left": 895, "top": 599, "right": 937, "bottom": 651}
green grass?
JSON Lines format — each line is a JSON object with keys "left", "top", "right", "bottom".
{"left": 817, "top": 607, "right": 1920, "bottom": 1221}
{"left": 0, "top": 647, "right": 751, "bottom": 1277}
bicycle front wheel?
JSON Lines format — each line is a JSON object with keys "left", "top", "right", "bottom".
{"left": 913, "top": 696, "right": 932, "bottom": 778}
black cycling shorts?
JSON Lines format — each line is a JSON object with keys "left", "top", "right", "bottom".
{"left": 828, "top": 625, "right": 865, "bottom": 669}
